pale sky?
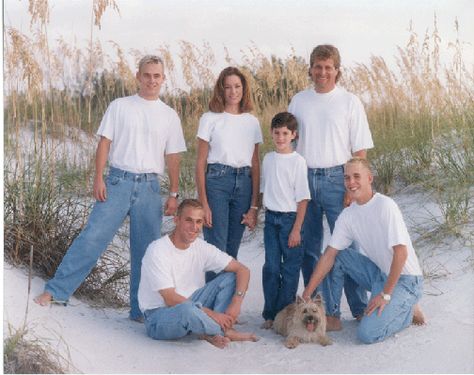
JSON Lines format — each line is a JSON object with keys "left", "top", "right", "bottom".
{"left": 4, "top": 0, "right": 474, "bottom": 89}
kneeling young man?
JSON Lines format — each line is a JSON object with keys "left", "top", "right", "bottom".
{"left": 302, "top": 157, "right": 425, "bottom": 344}
{"left": 138, "top": 199, "right": 257, "bottom": 348}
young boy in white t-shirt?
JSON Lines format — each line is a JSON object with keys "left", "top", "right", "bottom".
{"left": 260, "top": 112, "right": 311, "bottom": 329}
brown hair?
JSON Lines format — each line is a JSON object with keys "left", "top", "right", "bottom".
{"left": 271, "top": 112, "right": 298, "bottom": 132}
{"left": 209, "top": 67, "right": 253, "bottom": 113}
{"left": 176, "top": 199, "right": 204, "bottom": 216}
{"left": 309, "top": 45, "right": 342, "bottom": 82}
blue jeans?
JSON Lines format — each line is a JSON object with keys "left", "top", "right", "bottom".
{"left": 326, "top": 249, "right": 423, "bottom": 344}
{"left": 204, "top": 163, "right": 252, "bottom": 281}
{"left": 45, "top": 167, "right": 162, "bottom": 320}
{"left": 262, "top": 210, "right": 304, "bottom": 320}
{"left": 144, "top": 272, "right": 236, "bottom": 340}
{"left": 303, "top": 165, "right": 367, "bottom": 317}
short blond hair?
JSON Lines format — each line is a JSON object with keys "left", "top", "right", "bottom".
{"left": 138, "top": 55, "right": 164, "bottom": 72}
{"left": 345, "top": 157, "right": 373, "bottom": 173}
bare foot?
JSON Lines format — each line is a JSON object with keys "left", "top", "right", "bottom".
{"left": 199, "top": 334, "right": 230, "bottom": 349}
{"left": 260, "top": 320, "right": 273, "bottom": 329}
{"left": 34, "top": 292, "right": 53, "bottom": 306}
{"left": 225, "top": 328, "right": 259, "bottom": 342}
{"left": 412, "top": 304, "right": 426, "bottom": 325}
{"left": 326, "top": 316, "right": 342, "bottom": 331}
{"left": 355, "top": 315, "right": 363, "bottom": 322}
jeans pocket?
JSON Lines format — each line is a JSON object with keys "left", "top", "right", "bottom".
{"left": 106, "top": 175, "right": 120, "bottom": 186}
{"left": 148, "top": 179, "right": 160, "bottom": 193}
{"left": 206, "top": 165, "right": 224, "bottom": 178}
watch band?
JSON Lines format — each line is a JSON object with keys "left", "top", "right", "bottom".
{"left": 169, "top": 192, "right": 179, "bottom": 198}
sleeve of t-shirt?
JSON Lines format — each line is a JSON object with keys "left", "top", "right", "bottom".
{"left": 141, "top": 248, "right": 175, "bottom": 292}
{"left": 349, "top": 95, "right": 374, "bottom": 153}
{"left": 96, "top": 99, "right": 117, "bottom": 141}
{"left": 294, "top": 157, "right": 311, "bottom": 202}
{"left": 253, "top": 117, "right": 263, "bottom": 144}
{"left": 260, "top": 154, "right": 268, "bottom": 193}
{"left": 202, "top": 243, "right": 233, "bottom": 273}
{"left": 165, "top": 111, "right": 187, "bottom": 154}
{"left": 386, "top": 200, "right": 412, "bottom": 248}
{"left": 328, "top": 210, "right": 353, "bottom": 250}
{"left": 196, "top": 113, "right": 213, "bottom": 142}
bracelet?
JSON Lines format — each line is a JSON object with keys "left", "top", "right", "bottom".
{"left": 250, "top": 206, "right": 259, "bottom": 210}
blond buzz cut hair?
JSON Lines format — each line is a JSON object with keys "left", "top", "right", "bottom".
{"left": 345, "top": 157, "right": 373, "bottom": 173}
{"left": 138, "top": 55, "right": 164, "bottom": 72}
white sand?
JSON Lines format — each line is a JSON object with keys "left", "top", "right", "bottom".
{"left": 4, "top": 194, "right": 474, "bottom": 374}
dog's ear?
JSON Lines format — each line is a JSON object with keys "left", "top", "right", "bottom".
{"left": 296, "top": 295, "right": 305, "bottom": 304}
{"left": 313, "top": 294, "right": 323, "bottom": 305}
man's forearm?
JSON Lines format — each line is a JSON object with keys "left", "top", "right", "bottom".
{"left": 352, "top": 149, "right": 367, "bottom": 159}
{"left": 303, "top": 247, "right": 337, "bottom": 298}
{"left": 383, "top": 245, "right": 408, "bottom": 295}
{"left": 166, "top": 153, "right": 181, "bottom": 192}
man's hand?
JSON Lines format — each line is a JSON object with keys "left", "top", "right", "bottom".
{"left": 164, "top": 197, "right": 178, "bottom": 216}
{"left": 203, "top": 204, "right": 213, "bottom": 228}
{"left": 93, "top": 176, "right": 107, "bottom": 201}
{"left": 288, "top": 228, "right": 301, "bottom": 248}
{"left": 205, "top": 309, "right": 234, "bottom": 330}
{"left": 343, "top": 191, "right": 353, "bottom": 208}
{"left": 225, "top": 302, "right": 241, "bottom": 323}
{"left": 365, "top": 294, "right": 388, "bottom": 317}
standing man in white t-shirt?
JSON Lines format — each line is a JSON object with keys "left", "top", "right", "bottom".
{"left": 302, "top": 158, "right": 425, "bottom": 344}
{"left": 288, "top": 44, "right": 374, "bottom": 329}
{"left": 139, "top": 199, "right": 257, "bottom": 348}
{"left": 34, "top": 55, "right": 187, "bottom": 322}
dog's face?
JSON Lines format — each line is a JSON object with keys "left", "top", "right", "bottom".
{"left": 294, "top": 296, "right": 325, "bottom": 332}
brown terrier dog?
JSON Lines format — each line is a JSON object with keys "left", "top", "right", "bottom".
{"left": 273, "top": 295, "right": 332, "bottom": 349}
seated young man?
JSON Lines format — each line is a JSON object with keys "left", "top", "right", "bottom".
{"left": 138, "top": 199, "right": 258, "bottom": 348}
{"left": 302, "top": 157, "right": 425, "bottom": 344}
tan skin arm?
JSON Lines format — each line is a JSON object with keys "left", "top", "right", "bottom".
{"left": 222, "top": 259, "right": 250, "bottom": 323}
{"left": 302, "top": 246, "right": 339, "bottom": 300}
{"left": 93, "top": 136, "right": 112, "bottom": 201}
{"left": 288, "top": 199, "right": 309, "bottom": 248}
{"left": 164, "top": 153, "right": 181, "bottom": 216}
{"left": 241, "top": 145, "right": 260, "bottom": 230}
{"left": 366, "top": 244, "right": 407, "bottom": 317}
{"left": 196, "top": 138, "right": 212, "bottom": 227}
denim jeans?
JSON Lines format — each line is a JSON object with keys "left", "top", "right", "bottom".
{"left": 303, "top": 165, "right": 367, "bottom": 317}
{"left": 326, "top": 249, "right": 423, "bottom": 344}
{"left": 144, "top": 272, "right": 236, "bottom": 340}
{"left": 204, "top": 163, "right": 252, "bottom": 281}
{"left": 45, "top": 166, "right": 162, "bottom": 320}
{"left": 262, "top": 210, "right": 304, "bottom": 320}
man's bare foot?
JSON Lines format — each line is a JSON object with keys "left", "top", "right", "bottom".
{"left": 412, "top": 304, "right": 426, "bottom": 325}
{"left": 199, "top": 334, "right": 230, "bottom": 349}
{"left": 260, "top": 320, "right": 273, "bottom": 329}
{"left": 326, "top": 316, "right": 342, "bottom": 331}
{"left": 225, "top": 328, "right": 259, "bottom": 342}
{"left": 34, "top": 292, "right": 52, "bottom": 306}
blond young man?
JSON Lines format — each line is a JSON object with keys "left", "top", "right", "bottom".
{"left": 302, "top": 158, "right": 425, "bottom": 344}
{"left": 35, "top": 56, "right": 186, "bottom": 322}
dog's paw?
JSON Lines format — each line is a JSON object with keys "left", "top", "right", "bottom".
{"left": 285, "top": 336, "right": 300, "bottom": 349}
{"left": 318, "top": 335, "right": 332, "bottom": 346}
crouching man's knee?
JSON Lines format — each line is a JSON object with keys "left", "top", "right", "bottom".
{"left": 356, "top": 324, "right": 385, "bottom": 345}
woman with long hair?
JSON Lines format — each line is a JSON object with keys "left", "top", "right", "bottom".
{"left": 196, "top": 67, "right": 262, "bottom": 280}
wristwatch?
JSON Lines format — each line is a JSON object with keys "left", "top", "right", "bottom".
{"left": 235, "top": 291, "right": 246, "bottom": 297}
{"left": 380, "top": 292, "right": 391, "bottom": 302}
{"left": 169, "top": 192, "right": 179, "bottom": 199}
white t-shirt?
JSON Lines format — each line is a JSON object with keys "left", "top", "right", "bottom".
{"left": 197, "top": 111, "right": 263, "bottom": 168}
{"left": 288, "top": 86, "right": 374, "bottom": 168}
{"left": 97, "top": 94, "right": 186, "bottom": 174}
{"left": 260, "top": 151, "right": 311, "bottom": 212}
{"left": 138, "top": 236, "right": 233, "bottom": 312}
{"left": 329, "top": 193, "right": 422, "bottom": 276}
